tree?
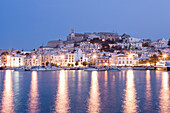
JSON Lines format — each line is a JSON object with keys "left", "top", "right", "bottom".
{"left": 88, "top": 61, "right": 95, "bottom": 67}
{"left": 74, "top": 41, "right": 78, "bottom": 47}
{"left": 129, "top": 44, "right": 132, "bottom": 50}
{"left": 16, "top": 51, "right": 21, "bottom": 54}
{"left": 115, "top": 45, "right": 122, "bottom": 50}
{"left": 166, "top": 55, "right": 170, "bottom": 60}
{"left": 158, "top": 50, "right": 162, "bottom": 55}
{"left": 82, "top": 61, "right": 88, "bottom": 66}
{"left": 101, "top": 43, "right": 110, "bottom": 51}
{"left": 75, "top": 61, "right": 79, "bottom": 66}
{"left": 67, "top": 63, "right": 71, "bottom": 67}
{"left": 168, "top": 39, "right": 170, "bottom": 46}
{"left": 149, "top": 54, "right": 158, "bottom": 65}
{"left": 51, "top": 63, "right": 55, "bottom": 66}
{"left": 1, "top": 52, "right": 9, "bottom": 55}
{"left": 46, "top": 62, "right": 49, "bottom": 66}
{"left": 142, "top": 43, "right": 149, "bottom": 47}
{"left": 90, "top": 38, "right": 102, "bottom": 44}
{"left": 139, "top": 59, "right": 149, "bottom": 64}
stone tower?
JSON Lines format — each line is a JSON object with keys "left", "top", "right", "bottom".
{"left": 71, "top": 29, "right": 75, "bottom": 40}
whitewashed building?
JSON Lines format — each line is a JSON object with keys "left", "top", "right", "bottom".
{"left": 116, "top": 54, "right": 138, "bottom": 66}
{"left": 10, "top": 55, "right": 24, "bottom": 67}
{"left": 80, "top": 42, "right": 101, "bottom": 52}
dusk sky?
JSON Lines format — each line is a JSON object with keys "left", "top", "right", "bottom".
{"left": 0, "top": 0, "right": 170, "bottom": 50}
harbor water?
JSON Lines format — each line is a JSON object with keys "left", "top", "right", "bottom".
{"left": 0, "top": 70, "right": 170, "bottom": 113}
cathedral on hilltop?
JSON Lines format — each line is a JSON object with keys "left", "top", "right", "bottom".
{"left": 67, "top": 29, "right": 119, "bottom": 42}
{"left": 67, "top": 29, "right": 86, "bottom": 41}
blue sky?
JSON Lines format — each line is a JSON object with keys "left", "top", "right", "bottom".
{"left": 0, "top": 0, "right": 170, "bottom": 50}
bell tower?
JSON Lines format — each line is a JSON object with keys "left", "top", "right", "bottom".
{"left": 71, "top": 29, "right": 75, "bottom": 40}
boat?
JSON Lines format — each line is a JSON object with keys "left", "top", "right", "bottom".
{"left": 14, "top": 66, "right": 31, "bottom": 71}
{"left": 108, "top": 67, "right": 121, "bottom": 71}
{"left": 70, "top": 67, "right": 78, "bottom": 70}
{"left": 97, "top": 68, "right": 106, "bottom": 71}
{"left": 84, "top": 68, "right": 98, "bottom": 71}
{"left": 31, "top": 66, "right": 46, "bottom": 71}
{"left": 147, "top": 66, "right": 155, "bottom": 70}
{"left": 133, "top": 66, "right": 147, "bottom": 70}
{"left": 31, "top": 66, "right": 62, "bottom": 71}
{"left": 0, "top": 67, "right": 4, "bottom": 70}
{"left": 120, "top": 67, "right": 133, "bottom": 70}
{"left": 65, "top": 68, "right": 71, "bottom": 70}
{"left": 155, "top": 60, "right": 170, "bottom": 71}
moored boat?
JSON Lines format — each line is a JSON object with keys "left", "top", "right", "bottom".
{"left": 97, "top": 68, "right": 106, "bottom": 71}
{"left": 108, "top": 66, "right": 121, "bottom": 71}
{"left": 133, "top": 66, "right": 147, "bottom": 70}
{"left": 84, "top": 68, "right": 98, "bottom": 71}
{"left": 14, "top": 66, "right": 31, "bottom": 71}
{"left": 147, "top": 66, "right": 155, "bottom": 70}
{"left": 155, "top": 60, "right": 170, "bottom": 71}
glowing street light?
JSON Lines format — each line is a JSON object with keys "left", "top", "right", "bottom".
{"left": 61, "top": 55, "right": 65, "bottom": 59}
{"left": 163, "top": 54, "right": 167, "bottom": 61}
{"left": 33, "top": 55, "right": 36, "bottom": 59}
{"left": 105, "top": 63, "right": 108, "bottom": 66}
{"left": 146, "top": 63, "right": 150, "bottom": 66}
{"left": 128, "top": 54, "right": 132, "bottom": 58}
{"left": 93, "top": 54, "right": 97, "bottom": 59}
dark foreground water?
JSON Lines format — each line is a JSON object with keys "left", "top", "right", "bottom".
{"left": 0, "top": 70, "right": 170, "bottom": 113}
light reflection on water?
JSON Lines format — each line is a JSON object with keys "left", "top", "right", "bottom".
{"left": 55, "top": 70, "right": 70, "bottom": 113}
{"left": 88, "top": 71, "right": 101, "bottom": 113}
{"left": 0, "top": 70, "right": 170, "bottom": 112}
{"left": 27, "top": 71, "right": 40, "bottom": 113}
{"left": 144, "top": 70, "right": 152, "bottom": 110}
{"left": 104, "top": 71, "right": 108, "bottom": 87}
{"left": 122, "top": 70, "right": 138, "bottom": 113}
{"left": 78, "top": 70, "right": 82, "bottom": 99}
{"left": 1, "top": 70, "right": 14, "bottom": 113}
{"left": 159, "top": 72, "right": 170, "bottom": 112}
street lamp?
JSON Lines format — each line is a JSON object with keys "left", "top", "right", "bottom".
{"left": 61, "top": 55, "right": 65, "bottom": 59}
{"left": 128, "top": 54, "right": 132, "bottom": 58}
{"left": 147, "top": 63, "right": 150, "bottom": 66}
{"left": 33, "top": 55, "right": 36, "bottom": 59}
{"left": 93, "top": 54, "right": 97, "bottom": 59}
{"left": 163, "top": 54, "right": 167, "bottom": 61}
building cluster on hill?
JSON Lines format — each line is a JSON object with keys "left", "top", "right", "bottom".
{"left": 0, "top": 29, "right": 170, "bottom": 68}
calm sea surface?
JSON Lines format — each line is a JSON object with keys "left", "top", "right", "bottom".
{"left": 0, "top": 70, "right": 170, "bottom": 113}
